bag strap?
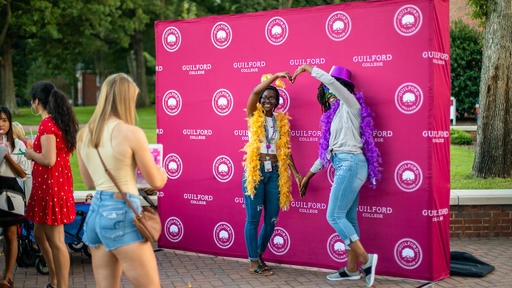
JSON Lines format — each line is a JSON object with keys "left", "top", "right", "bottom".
{"left": 95, "top": 149, "right": 140, "bottom": 217}
{"left": 139, "top": 189, "right": 157, "bottom": 209}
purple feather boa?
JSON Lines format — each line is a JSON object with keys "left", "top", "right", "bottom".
{"left": 318, "top": 93, "right": 382, "bottom": 188}
{"left": 318, "top": 100, "right": 339, "bottom": 165}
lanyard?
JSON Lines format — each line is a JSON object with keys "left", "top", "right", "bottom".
{"left": 264, "top": 116, "right": 277, "bottom": 152}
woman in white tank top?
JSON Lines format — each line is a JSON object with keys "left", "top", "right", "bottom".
{"left": 77, "top": 73, "right": 167, "bottom": 288}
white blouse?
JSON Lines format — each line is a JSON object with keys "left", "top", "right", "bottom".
{"left": 0, "top": 137, "right": 32, "bottom": 178}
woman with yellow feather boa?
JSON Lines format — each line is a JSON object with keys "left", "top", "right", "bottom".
{"left": 242, "top": 72, "right": 302, "bottom": 276}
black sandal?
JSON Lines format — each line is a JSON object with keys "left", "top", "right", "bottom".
{"left": 258, "top": 255, "right": 271, "bottom": 271}
{"left": 46, "top": 283, "right": 56, "bottom": 288}
{"left": 249, "top": 264, "right": 273, "bottom": 276}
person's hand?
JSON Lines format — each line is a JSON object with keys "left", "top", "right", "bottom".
{"left": 24, "top": 149, "right": 35, "bottom": 161}
{"left": 292, "top": 64, "right": 312, "bottom": 83}
{"left": 300, "top": 177, "right": 310, "bottom": 198}
{"left": 294, "top": 174, "right": 303, "bottom": 192}
{"left": 274, "top": 72, "right": 292, "bottom": 82}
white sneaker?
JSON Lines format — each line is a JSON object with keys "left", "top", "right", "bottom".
{"left": 362, "top": 254, "right": 378, "bottom": 287}
{"left": 326, "top": 267, "right": 361, "bottom": 281}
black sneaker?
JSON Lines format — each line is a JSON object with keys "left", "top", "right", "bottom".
{"left": 326, "top": 267, "right": 361, "bottom": 281}
{"left": 362, "top": 254, "right": 378, "bottom": 287}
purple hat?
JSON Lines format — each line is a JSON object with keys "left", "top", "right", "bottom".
{"left": 329, "top": 66, "right": 353, "bottom": 85}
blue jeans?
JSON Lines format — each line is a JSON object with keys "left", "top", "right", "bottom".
{"left": 242, "top": 164, "right": 280, "bottom": 260}
{"left": 83, "top": 191, "right": 145, "bottom": 251}
{"left": 326, "top": 152, "right": 368, "bottom": 248}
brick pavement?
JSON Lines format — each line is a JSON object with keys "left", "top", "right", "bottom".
{"left": 3, "top": 237, "right": 511, "bottom": 287}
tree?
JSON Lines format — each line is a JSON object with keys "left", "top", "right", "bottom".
{"left": 470, "top": 0, "right": 512, "bottom": 178}
{"left": 450, "top": 19, "right": 483, "bottom": 119}
{"left": 1, "top": 0, "right": 113, "bottom": 110}
{"left": 0, "top": 0, "right": 16, "bottom": 112}
{"left": 103, "top": 0, "right": 199, "bottom": 107}
{"left": 190, "top": 0, "right": 346, "bottom": 14}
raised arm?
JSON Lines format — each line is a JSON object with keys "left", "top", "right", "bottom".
{"left": 247, "top": 72, "right": 291, "bottom": 117}
{"left": 293, "top": 64, "right": 360, "bottom": 110}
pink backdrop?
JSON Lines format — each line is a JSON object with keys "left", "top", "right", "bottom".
{"left": 155, "top": 0, "right": 451, "bottom": 281}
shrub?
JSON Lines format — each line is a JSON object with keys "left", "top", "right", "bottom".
{"left": 450, "top": 129, "right": 473, "bottom": 145}
{"left": 450, "top": 19, "right": 483, "bottom": 119}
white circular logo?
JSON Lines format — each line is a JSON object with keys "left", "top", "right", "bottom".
{"left": 212, "top": 89, "right": 233, "bottom": 116}
{"left": 327, "top": 233, "right": 348, "bottom": 262}
{"left": 325, "top": 11, "right": 352, "bottom": 41}
{"left": 268, "top": 227, "right": 291, "bottom": 256}
{"left": 394, "top": 238, "right": 423, "bottom": 269}
{"left": 394, "top": 5, "right": 423, "bottom": 36}
{"left": 213, "top": 222, "right": 235, "bottom": 249}
{"left": 212, "top": 155, "right": 234, "bottom": 182}
{"left": 394, "top": 161, "right": 423, "bottom": 192}
{"left": 327, "top": 163, "right": 335, "bottom": 185}
{"left": 265, "top": 17, "right": 288, "bottom": 45}
{"left": 162, "top": 90, "right": 182, "bottom": 116}
{"left": 164, "top": 153, "right": 183, "bottom": 179}
{"left": 211, "top": 22, "right": 232, "bottom": 49}
{"left": 164, "top": 217, "right": 184, "bottom": 242}
{"left": 276, "top": 88, "right": 290, "bottom": 113}
{"left": 162, "top": 26, "right": 182, "bottom": 52}
{"left": 395, "top": 83, "right": 423, "bottom": 114}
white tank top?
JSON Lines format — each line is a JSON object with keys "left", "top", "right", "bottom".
{"left": 259, "top": 116, "right": 278, "bottom": 154}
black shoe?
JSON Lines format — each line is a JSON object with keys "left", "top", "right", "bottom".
{"left": 326, "top": 267, "right": 361, "bottom": 281}
{"left": 362, "top": 254, "right": 378, "bottom": 287}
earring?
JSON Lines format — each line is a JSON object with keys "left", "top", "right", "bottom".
{"left": 30, "top": 104, "right": 40, "bottom": 116}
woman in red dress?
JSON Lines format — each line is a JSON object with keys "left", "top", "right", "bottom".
{"left": 25, "top": 82, "right": 78, "bottom": 288}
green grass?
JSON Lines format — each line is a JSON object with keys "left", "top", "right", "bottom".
{"left": 13, "top": 106, "right": 512, "bottom": 190}
{"left": 16, "top": 105, "right": 156, "bottom": 129}
{"left": 450, "top": 145, "right": 512, "bottom": 189}
{"left": 15, "top": 105, "right": 157, "bottom": 191}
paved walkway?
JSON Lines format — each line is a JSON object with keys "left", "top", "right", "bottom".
{"left": 2, "top": 237, "right": 510, "bottom": 287}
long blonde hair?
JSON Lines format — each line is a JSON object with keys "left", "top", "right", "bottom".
{"left": 87, "top": 73, "right": 139, "bottom": 148}
{"left": 11, "top": 122, "right": 26, "bottom": 142}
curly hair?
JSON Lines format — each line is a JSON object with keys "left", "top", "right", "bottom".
{"left": 259, "top": 85, "right": 280, "bottom": 111}
{"left": 316, "top": 77, "right": 355, "bottom": 113}
{"left": 30, "top": 81, "right": 79, "bottom": 152}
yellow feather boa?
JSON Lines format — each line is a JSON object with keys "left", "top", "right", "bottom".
{"left": 242, "top": 104, "right": 293, "bottom": 210}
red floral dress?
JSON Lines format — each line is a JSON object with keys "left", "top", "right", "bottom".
{"left": 26, "top": 117, "right": 76, "bottom": 225}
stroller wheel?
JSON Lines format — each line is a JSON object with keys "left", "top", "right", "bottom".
{"left": 68, "top": 242, "right": 84, "bottom": 252}
{"left": 35, "top": 256, "right": 49, "bottom": 275}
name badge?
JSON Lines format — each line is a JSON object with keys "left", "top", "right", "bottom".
{"left": 264, "top": 160, "right": 272, "bottom": 172}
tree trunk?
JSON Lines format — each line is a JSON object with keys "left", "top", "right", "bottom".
{"left": 94, "top": 49, "right": 106, "bottom": 85}
{"left": 134, "top": 31, "right": 149, "bottom": 108}
{"left": 280, "top": 0, "right": 293, "bottom": 9}
{"left": 472, "top": 0, "right": 512, "bottom": 178}
{"left": 0, "top": 38, "right": 17, "bottom": 113}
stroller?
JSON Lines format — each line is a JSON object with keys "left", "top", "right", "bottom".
{"left": 16, "top": 202, "right": 91, "bottom": 275}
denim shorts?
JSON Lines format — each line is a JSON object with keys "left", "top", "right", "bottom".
{"left": 83, "top": 191, "right": 145, "bottom": 251}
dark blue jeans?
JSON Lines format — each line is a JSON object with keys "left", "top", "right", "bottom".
{"left": 242, "top": 164, "right": 280, "bottom": 260}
